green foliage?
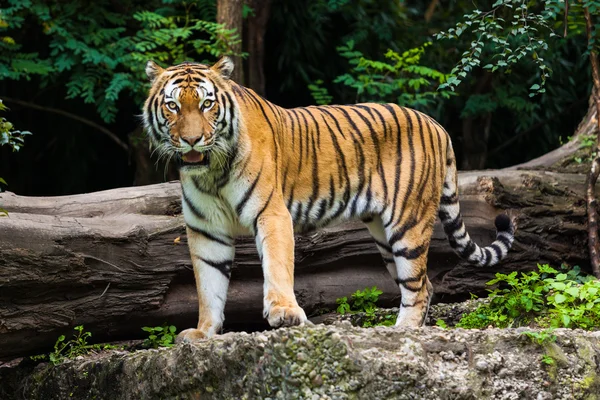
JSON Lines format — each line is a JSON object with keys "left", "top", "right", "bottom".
{"left": 457, "top": 264, "right": 600, "bottom": 330}
{"left": 308, "top": 80, "right": 333, "bottom": 105}
{"left": 38, "top": 325, "right": 117, "bottom": 365}
{"left": 435, "top": 0, "right": 600, "bottom": 98}
{"left": 435, "top": 319, "right": 448, "bottom": 329}
{"left": 522, "top": 328, "right": 557, "bottom": 345}
{"left": 333, "top": 41, "right": 453, "bottom": 109}
{"left": 335, "top": 286, "right": 395, "bottom": 328}
{"left": 541, "top": 354, "right": 556, "bottom": 365}
{"left": 0, "top": 109, "right": 31, "bottom": 154}
{"left": 0, "top": 0, "right": 243, "bottom": 123}
{"left": 435, "top": 0, "right": 559, "bottom": 96}
{"left": 142, "top": 324, "right": 177, "bottom": 348}
{"left": 0, "top": 99, "right": 31, "bottom": 214}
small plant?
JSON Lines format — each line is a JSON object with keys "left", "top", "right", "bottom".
{"left": 44, "top": 325, "right": 116, "bottom": 365}
{"left": 435, "top": 319, "right": 448, "bottom": 329}
{"left": 457, "top": 264, "right": 600, "bottom": 330}
{"left": 521, "top": 329, "right": 557, "bottom": 346}
{"left": 335, "top": 286, "right": 395, "bottom": 327}
{"left": 541, "top": 354, "right": 555, "bottom": 365}
{"left": 142, "top": 324, "right": 177, "bottom": 348}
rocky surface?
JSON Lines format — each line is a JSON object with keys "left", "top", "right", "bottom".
{"left": 2, "top": 322, "right": 600, "bottom": 400}
{"left": 312, "top": 298, "right": 488, "bottom": 328}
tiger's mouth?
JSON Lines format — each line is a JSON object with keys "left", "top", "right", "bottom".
{"left": 181, "top": 150, "right": 210, "bottom": 167}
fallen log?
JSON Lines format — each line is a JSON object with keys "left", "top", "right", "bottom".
{"left": 0, "top": 169, "right": 589, "bottom": 359}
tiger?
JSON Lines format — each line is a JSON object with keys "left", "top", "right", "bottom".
{"left": 142, "top": 57, "right": 515, "bottom": 342}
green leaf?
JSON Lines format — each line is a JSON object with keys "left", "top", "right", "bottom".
{"left": 554, "top": 294, "right": 567, "bottom": 304}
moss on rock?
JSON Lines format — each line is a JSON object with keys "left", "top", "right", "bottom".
{"left": 2, "top": 324, "right": 600, "bottom": 399}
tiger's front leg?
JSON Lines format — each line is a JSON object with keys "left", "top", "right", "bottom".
{"left": 176, "top": 225, "right": 235, "bottom": 343}
{"left": 255, "top": 204, "right": 307, "bottom": 327}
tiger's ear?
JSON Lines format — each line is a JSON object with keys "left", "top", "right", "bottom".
{"left": 146, "top": 60, "right": 164, "bottom": 83}
{"left": 211, "top": 56, "right": 234, "bottom": 80}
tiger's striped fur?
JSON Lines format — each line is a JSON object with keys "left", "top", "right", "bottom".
{"left": 142, "top": 57, "right": 515, "bottom": 342}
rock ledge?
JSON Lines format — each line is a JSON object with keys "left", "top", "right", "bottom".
{"left": 2, "top": 324, "right": 600, "bottom": 399}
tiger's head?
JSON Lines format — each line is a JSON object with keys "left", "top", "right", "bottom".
{"left": 142, "top": 57, "right": 239, "bottom": 172}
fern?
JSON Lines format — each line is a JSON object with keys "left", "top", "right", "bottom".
{"left": 0, "top": 0, "right": 244, "bottom": 123}
{"left": 332, "top": 41, "right": 454, "bottom": 110}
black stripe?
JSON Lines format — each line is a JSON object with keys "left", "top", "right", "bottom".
{"left": 296, "top": 110, "right": 305, "bottom": 173}
{"left": 388, "top": 216, "right": 418, "bottom": 248}
{"left": 458, "top": 241, "right": 477, "bottom": 258}
{"left": 303, "top": 124, "right": 320, "bottom": 222}
{"left": 253, "top": 189, "right": 274, "bottom": 233}
{"left": 395, "top": 108, "right": 417, "bottom": 225}
{"left": 490, "top": 243, "right": 504, "bottom": 260}
{"left": 483, "top": 248, "right": 493, "bottom": 266}
{"left": 374, "top": 239, "right": 392, "bottom": 253}
{"left": 334, "top": 106, "right": 364, "bottom": 142}
{"left": 393, "top": 243, "right": 428, "bottom": 260}
{"left": 362, "top": 215, "right": 374, "bottom": 224}
{"left": 440, "top": 194, "right": 458, "bottom": 205}
{"left": 496, "top": 234, "right": 512, "bottom": 248}
{"left": 396, "top": 275, "right": 424, "bottom": 284}
{"left": 293, "top": 202, "right": 304, "bottom": 224}
{"left": 349, "top": 140, "right": 366, "bottom": 216}
{"left": 382, "top": 104, "right": 402, "bottom": 227}
{"left": 222, "top": 92, "right": 237, "bottom": 140}
{"left": 236, "top": 167, "right": 263, "bottom": 216}
{"left": 305, "top": 108, "right": 322, "bottom": 147}
{"left": 316, "top": 199, "right": 328, "bottom": 221}
{"left": 321, "top": 115, "right": 349, "bottom": 192}
{"left": 367, "top": 105, "right": 390, "bottom": 139}
{"left": 199, "top": 257, "right": 232, "bottom": 279}
{"left": 187, "top": 224, "right": 233, "bottom": 247}
{"left": 320, "top": 108, "right": 347, "bottom": 140}
{"left": 286, "top": 186, "right": 295, "bottom": 210}
{"left": 182, "top": 189, "right": 206, "bottom": 220}
{"left": 328, "top": 176, "right": 336, "bottom": 208}
{"left": 353, "top": 105, "right": 382, "bottom": 163}
{"left": 442, "top": 214, "right": 463, "bottom": 236}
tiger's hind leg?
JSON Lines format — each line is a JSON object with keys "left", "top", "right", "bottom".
{"left": 385, "top": 219, "right": 435, "bottom": 328}
{"left": 364, "top": 216, "right": 399, "bottom": 283}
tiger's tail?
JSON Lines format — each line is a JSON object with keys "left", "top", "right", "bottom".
{"left": 438, "top": 145, "right": 515, "bottom": 266}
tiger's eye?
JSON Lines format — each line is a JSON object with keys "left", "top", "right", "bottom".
{"left": 203, "top": 99, "right": 213, "bottom": 109}
{"left": 166, "top": 101, "right": 178, "bottom": 111}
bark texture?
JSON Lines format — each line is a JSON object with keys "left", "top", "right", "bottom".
{"left": 2, "top": 325, "right": 600, "bottom": 399}
{"left": 246, "top": 0, "right": 272, "bottom": 96}
{"left": 217, "top": 0, "right": 244, "bottom": 84}
{"left": 0, "top": 170, "right": 590, "bottom": 360}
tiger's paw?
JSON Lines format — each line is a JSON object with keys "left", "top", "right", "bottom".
{"left": 175, "top": 328, "right": 209, "bottom": 344}
{"left": 266, "top": 304, "right": 308, "bottom": 328}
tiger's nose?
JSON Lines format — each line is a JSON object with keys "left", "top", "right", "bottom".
{"left": 182, "top": 136, "right": 202, "bottom": 146}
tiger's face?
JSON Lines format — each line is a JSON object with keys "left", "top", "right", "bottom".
{"left": 143, "top": 58, "right": 236, "bottom": 171}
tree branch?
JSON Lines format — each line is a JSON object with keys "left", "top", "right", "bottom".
{"left": 1, "top": 97, "right": 128, "bottom": 152}
{"left": 584, "top": 6, "right": 600, "bottom": 279}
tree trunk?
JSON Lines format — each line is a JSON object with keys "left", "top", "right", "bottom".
{"left": 575, "top": 86, "right": 599, "bottom": 139}
{"left": 460, "top": 73, "right": 493, "bottom": 170}
{"left": 0, "top": 169, "right": 590, "bottom": 360}
{"left": 217, "top": 0, "right": 244, "bottom": 84}
{"left": 246, "top": 0, "right": 272, "bottom": 96}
